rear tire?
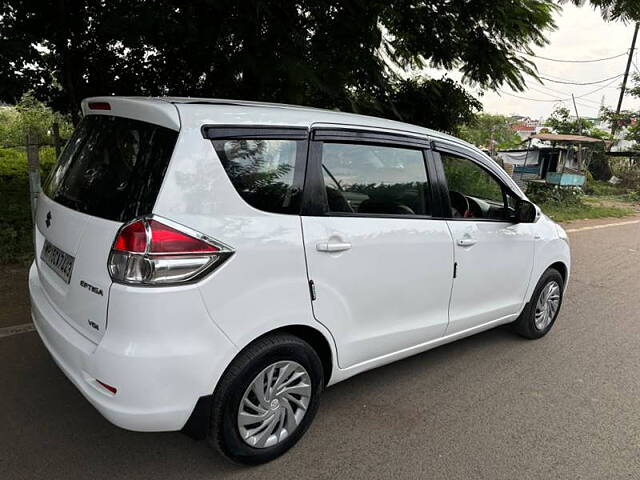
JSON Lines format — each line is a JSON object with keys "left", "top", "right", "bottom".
{"left": 208, "top": 333, "right": 324, "bottom": 465}
{"left": 512, "top": 268, "right": 564, "bottom": 339}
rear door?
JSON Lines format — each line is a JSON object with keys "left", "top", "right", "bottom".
{"left": 434, "top": 146, "right": 535, "bottom": 334}
{"left": 35, "top": 105, "right": 179, "bottom": 342}
{"left": 301, "top": 128, "right": 454, "bottom": 369}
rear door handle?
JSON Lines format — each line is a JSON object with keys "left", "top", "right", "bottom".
{"left": 316, "top": 241, "right": 352, "bottom": 252}
{"left": 457, "top": 238, "right": 477, "bottom": 247}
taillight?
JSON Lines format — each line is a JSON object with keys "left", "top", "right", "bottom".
{"left": 108, "top": 217, "right": 233, "bottom": 285}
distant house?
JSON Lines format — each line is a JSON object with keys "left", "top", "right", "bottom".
{"left": 498, "top": 133, "right": 604, "bottom": 189}
{"left": 510, "top": 116, "right": 541, "bottom": 141}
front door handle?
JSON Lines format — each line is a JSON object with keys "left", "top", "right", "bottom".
{"left": 316, "top": 241, "right": 352, "bottom": 252}
{"left": 457, "top": 238, "right": 477, "bottom": 247}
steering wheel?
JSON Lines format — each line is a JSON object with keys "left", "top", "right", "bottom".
{"left": 449, "top": 191, "right": 473, "bottom": 218}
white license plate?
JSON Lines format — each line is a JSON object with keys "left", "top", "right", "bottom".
{"left": 41, "top": 240, "right": 75, "bottom": 284}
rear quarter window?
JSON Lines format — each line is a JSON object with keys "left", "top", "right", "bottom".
{"left": 212, "top": 138, "right": 306, "bottom": 214}
{"left": 44, "top": 115, "right": 178, "bottom": 222}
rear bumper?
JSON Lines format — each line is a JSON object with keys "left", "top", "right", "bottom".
{"left": 29, "top": 262, "right": 237, "bottom": 432}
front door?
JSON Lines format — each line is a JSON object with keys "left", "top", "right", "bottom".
{"left": 301, "top": 131, "right": 454, "bottom": 369}
{"left": 437, "top": 150, "right": 536, "bottom": 335}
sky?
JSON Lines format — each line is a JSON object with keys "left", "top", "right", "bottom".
{"left": 424, "top": 4, "right": 640, "bottom": 121}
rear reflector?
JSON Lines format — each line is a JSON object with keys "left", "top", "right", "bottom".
{"left": 96, "top": 379, "right": 117, "bottom": 394}
{"left": 88, "top": 101, "right": 111, "bottom": 110}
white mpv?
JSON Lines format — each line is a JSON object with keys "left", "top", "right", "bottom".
{"left": 30, "top": 97, "right": 570, "bottom": 464}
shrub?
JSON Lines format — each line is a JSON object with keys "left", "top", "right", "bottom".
{"left": 526, "top": 182, "right": 584, "bottom": 207}
{"left": 583, "top": 179, "right": 627, "bottom": 196}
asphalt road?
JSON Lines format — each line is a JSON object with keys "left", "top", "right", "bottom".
{"left": 2, "top": 218, "right": 640, "bottom": 479}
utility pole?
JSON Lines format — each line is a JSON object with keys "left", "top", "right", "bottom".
{"left": 572, "top": 93, "right": 583, "bottom": 170}
{"left": 26, "top": 130, "right": 41, "bottom": 222}
{"left": 612, "top": 22, "right": 640, "bottom": 139}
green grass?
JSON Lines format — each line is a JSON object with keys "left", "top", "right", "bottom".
{"left": 583, "top": 180, "right": 628, "bottom": 197}
{"left": 0, "top": 147, "right": 56, "bottom": 264}
{"left": 540, "top": 202, "right": 635, "bottom": 223}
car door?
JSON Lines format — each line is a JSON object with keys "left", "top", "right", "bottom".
{"left": 301, "top": 128, "right": 454, "bottom": 369}
{"left": 434, "top": 146, "right": 536, "bottom": 335}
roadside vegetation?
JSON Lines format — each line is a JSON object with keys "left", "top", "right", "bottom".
{"left": 0, "top": 148, "right": 56, "bottom": 264}
{"left": 0, "top": 94, "right": 71, "bottom": 264}
{"left": 539, "top": 201, "right": 635, "bottom": 224}
{"left": 528, "top": 177, "right": 639, "bottom": 224}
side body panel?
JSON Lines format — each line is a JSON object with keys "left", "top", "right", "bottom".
{"left": 152, "top": 105, "right": 332, "bottom": 359}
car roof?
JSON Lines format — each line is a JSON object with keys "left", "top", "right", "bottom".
{"left": 102, "top": 95, "right": 474, "bottom": 149}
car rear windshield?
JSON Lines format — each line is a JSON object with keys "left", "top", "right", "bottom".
{"left": 43, "top": 115, "right": 178, "bottom": 222}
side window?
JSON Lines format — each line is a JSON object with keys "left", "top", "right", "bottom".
{"left": 441, "top": 153, "right": 511, "bottom": 221}
{"left": 321, "top": 143, "right": 431, "bottom": 216}
{"left": 212, "top": 138, "right": 303, "bottom": 214}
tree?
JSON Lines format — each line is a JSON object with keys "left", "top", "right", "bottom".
{"left": 0, "top": 92, "right": 72, "bottom": 147}
{"left": 0, "top": 0, "right": 559, "bottom": 131}
{"left": 459, "top": 113, "right": 521, "bottom": 151}
{"left": 565, "top": 0, "right": 640, "bottom": 21}
{"left": 544, "top": 107, "right": 594, "bottom": 136}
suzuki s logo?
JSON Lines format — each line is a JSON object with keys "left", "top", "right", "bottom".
{"left": 45, "top": 211, "right": 52, "bottom": 228}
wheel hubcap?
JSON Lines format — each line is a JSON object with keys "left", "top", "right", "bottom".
{"left": 237, "top": 360, "right": 312, "bottom": 449}
{"left": 534, "top": 281, "right": 561, "bottom": 331}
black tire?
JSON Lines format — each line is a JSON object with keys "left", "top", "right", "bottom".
{"left": 208, "top": 333, "right": 324, "bottom": 465}
{"left": 512, "top": 268, "right": 564, "bottom": 339}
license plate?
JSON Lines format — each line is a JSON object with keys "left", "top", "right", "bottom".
{"left": 41, "top": 240, "right": 75, "bottom": 284}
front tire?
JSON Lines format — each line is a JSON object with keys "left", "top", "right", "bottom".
{"left": 512, "top": 268, "right": 564, "bottom": 339}
{"left": 208, "top": 333, "right": 324, "bottom": 465}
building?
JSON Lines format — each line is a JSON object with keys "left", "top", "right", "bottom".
{"left": 498, "top": 133, "right": 604, "bottom": 189}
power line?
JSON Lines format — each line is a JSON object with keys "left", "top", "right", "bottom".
{"left": 498, "top": 90, "right": 566, "bottom": 102}
{"left": 521, "top": 51, "right": 628, "bottom": 63}
{"left": 498, "top": 89, "right": 605, "bottom": 112}
{"left": 527, "top": 85, "right": 567, "bottom": 99}
{"left": 538, "top": 73, "right": 624, "bottom": 86}
{"left": 526, "top": 83, "right": 611, "bottom": 107}
{"left": 572, "top": 76, "right": 622, "bottom": 101}
{"left": 522, "top": 73, "right": 621, "bottom": 105}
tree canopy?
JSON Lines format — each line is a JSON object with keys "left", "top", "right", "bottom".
{"left": 0, "top": 0, "right": 559, "bottom": 131}
{"left": 2, "top": 1, "right": 637, "bottom": 133}
{"left": 0, "top": 93, "right": 72, "bottom": 147}
{"left": 565, "top": 0, "right": 640, "bottom": 22}
{"left": 459, "top": 113, "right": 522, "bottom": 151}
{"left": 544, "top": 107, "right": 602, "bottom": 136}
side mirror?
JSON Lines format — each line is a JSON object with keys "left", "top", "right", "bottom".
{"left": 515, "top": 199, "right": 537, "bottom": 223}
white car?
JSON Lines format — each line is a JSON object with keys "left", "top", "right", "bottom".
{"left": 30, "top": 96, "right": 570, "bottom": 464}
